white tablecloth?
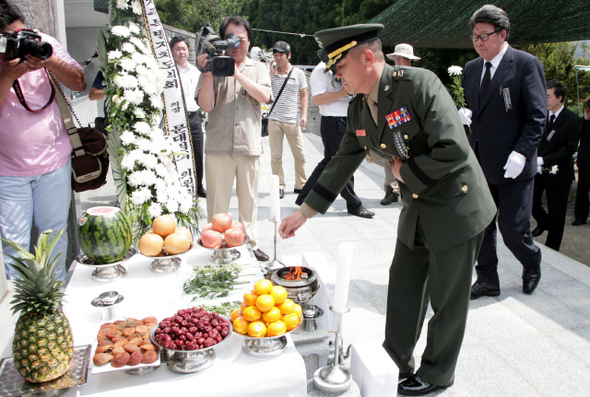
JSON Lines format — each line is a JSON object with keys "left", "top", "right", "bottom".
{"left": 62, "top": 245, "right": 307, "bottom": 397}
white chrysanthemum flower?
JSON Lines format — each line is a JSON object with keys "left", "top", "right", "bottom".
{"left": 134, "top": 121, "right": 152, "bottom": 135}
{"left": 154, "top": 164, "right": 168, "bottom": 178}
{"left": 166, "top": 198, "right": 179, "bottom": 213}
{"left": 129, "top": 37, "right": 150, "bottom": 55}
{"left": 120, "top": 154, "right": 135, "bottom": 170}
{"left": 148, "top": 202, "right": 163, "bottom": 217}
{"left": 121, "top": 42, "right": 135, "bottom": 54}
{"left": 137, "top": 75, "right": 159, "bottom": 96}
{"left": 113, "top": 74, "right": 138, "bottom": 89}
{"left": 116, "top": 0, "right": 129, "bottom": 10}
{"left": 111, "top": 25, "right": 131, "bottom": 38}
{"left": 133, "top": 107, "right": 146, "bottom": 119}
{"left": 130, "top": 187, "right": 151, "bottom": 206}
{"left": 119, "top": 130, "right": 136, "bottom": 145}
{"left": 139, "top": 153, "right": 158, "bottom": 169}
{"left": 550, "top": 165, "right": 559, "bottom": 174}
{"left": 128, "top": 22, "right": 141, "bottom": 35}
{"left": 127, "top": 171, "right": 142, "bottom": 187}
{"left": 123, "top": 89, "right": 144, "bottom": 105}
{"left": 112, "top": 95, "right": 130, "bottom": 112}
{"left": 448, "top": 65, "right": 463, "bottom": 76}
{"left": 131, "top": 0, "right": 143, "bottom": 15}
{"left": 149, "top": 94, "right": 163, "bottom": 109}
{"left": 119, "top": 58, "right": 137, "bottom": 71}
{"left": 108, "top": 49, "right": 123, "bottom": 60}
{"left": 179, "top": 196, "right": 193, "bottom": 213}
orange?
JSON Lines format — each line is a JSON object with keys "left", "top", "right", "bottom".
{"left": 255, "top": 294, "right": 275, "bottom": 312}
{"left": 247, "top": 321, "right": 267, "bottom": 337}
{"left": 253, "top": 279, "right": 273, "bottom": 295}
{"left": 242, "top": 306, "right": 262, "bottom": 322}
{"left": 164, "top": 232, "right": 191, "bottom": 254}
{"left": 282, "top": 313, "right": 300, "bottom": 331}
{"left": 152, "top": 215, "right": 176, "bottom": 237}
{"left": 230, "top": 309, "right": 243, "bottom": 322}
{"left": 266, "top": 320, "right": 287, "bottom": 337}
{"left": 138, "top": 233, "right": 164, "bottom": 256}
{"left": 293, "top": 304, "right": 302, "bottom": 317}
{"left": 243, "top": 291, "right": 259, "bottom": 307}
{"left": 233, "top": 317, "right": 249, "bottom": 334}
{"left": 270, "top": 285, "right": 288, "bottom": 305}
{"left": 277, "top": 299, "right": 296, "bottom": 315}
{"left": 262, "top": 307, "right": 282, "bottom": 323}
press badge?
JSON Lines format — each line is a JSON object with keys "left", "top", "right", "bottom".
{"left": 502, "top": 87, "right": 513, "bottom": 111}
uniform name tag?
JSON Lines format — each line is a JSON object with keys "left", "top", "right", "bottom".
{"left": 356, "top": 129, "right": 366, "bottom": 137}
{"left": 393, "top": 131, "right": 408, "bottom": 160}
{"left": 502, "top": 87, "right": 513, "bottom": 111}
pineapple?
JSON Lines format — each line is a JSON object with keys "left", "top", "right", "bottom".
{"left": 2, "top": 228, "right": 74, "bottom": 383}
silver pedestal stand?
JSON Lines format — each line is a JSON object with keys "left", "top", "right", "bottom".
{"left": 313, "top": 307, "right": 353, "bottom": 393}
{"left": 263, "top": 220, "right": 285, "bottom": 277}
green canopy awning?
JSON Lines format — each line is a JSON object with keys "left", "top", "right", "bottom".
{"left": 370, "top": 0, "right": 590, "bottom": 48}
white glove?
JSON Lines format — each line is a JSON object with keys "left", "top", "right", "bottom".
{"left": 536, "top": 156, "right": 544, "bottom": 173}
{"left": 503, "top": 151, "right": 526, "bottom": 179}
{"left": 458, "top": 108, "right": 472, "bottom": 126}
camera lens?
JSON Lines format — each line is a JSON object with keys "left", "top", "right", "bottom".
{"left": 211, "top": 56, "right": 235, "bottom": 77}
{"left": 35, "top": 42, "right": 53, "bottom": 60}
{"left": 21, "top": 38, "right": 53, "bottom": 60}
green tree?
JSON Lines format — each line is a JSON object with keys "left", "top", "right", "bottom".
{"left": 521, "top": 42, "right": 590, "bottom": 112}
{"left": 155, "top": 0, "right": 228, "bottom": 33}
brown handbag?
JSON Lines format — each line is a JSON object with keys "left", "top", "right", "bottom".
{"left": 50, "top": 73, "right": 109, "bottom": 192}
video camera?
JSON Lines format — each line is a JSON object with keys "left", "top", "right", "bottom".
{"left": 195, "top": 24, "right": 240, "bottom": 77}
{"left": 0, "top": 29, "right": 53, "bottom": 61}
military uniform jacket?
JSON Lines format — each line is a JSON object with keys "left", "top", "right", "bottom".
{"left": 304, "top": 64, "right": 496, "bottom": 252}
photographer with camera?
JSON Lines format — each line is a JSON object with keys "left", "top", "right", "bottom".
{"left": 196, "top": 16, "right": 272, "bottom": 262}
{"left": 0, "top": 0, "right": 86, "bottom": 281}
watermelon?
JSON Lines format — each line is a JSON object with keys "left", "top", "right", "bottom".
{"left": 78, "top": 206, "right": 133, "bottom": 264}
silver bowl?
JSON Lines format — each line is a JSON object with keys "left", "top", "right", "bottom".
{"left": 235, "top": 314, "right": 303, "bottom": 357}
{"left": 77, "top": 247, "right": 136, "bottom": 282}
{"left": 197, "top": 236, "right": 250, "bottom": 265}
{"left": 150, "top": 321, "right": 233, "bottom": 373}
{"left": 141, "top": 243, "right": 194, "bottom": 273}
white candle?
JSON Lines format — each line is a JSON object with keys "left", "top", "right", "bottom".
{"left": 269, "top": 174, "right": 280, "bottom": 222}
{"left": 332, "top": 242, "right": 353, "bottom": 313}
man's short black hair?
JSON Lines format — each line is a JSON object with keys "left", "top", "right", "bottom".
{"left": 220, "top": 16, "right": 252, "bottom": 42}
{"left": 469, "top": 4, "right": 510, "bottom": 39}
{"left": 547, "top": 80, "right": 566, "bottom": 102}
{"left": 170, "top": 36, "right": 189, "bottom": 50}
{"left": 0, "top": 0, "right": 25, "bottom": 31}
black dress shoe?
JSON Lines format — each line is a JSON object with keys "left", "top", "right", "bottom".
{"left": 279, "top": 188, "right": 284, "bottom": 199}
{"left": 398, "top": 374, "right": 452, "bottom": 396}
{"left": 294, "top": 188, "right": 302, "bottom": 194}
{"left": 380, "top": 187, "right": 399, "bottom": 205}
{"left": 197, "top": 187, "right": 207, "bottom": 198}
{"left": 523, "top": 266, "right": 541, "bottom": 294}
{"left": 572, "top": 220, "right": 587, "bottom": 226}
{"left": 470, "top": 282, "right": 500, "bottom": 299}
{"left": 253, "top": 249, "right": 269, "bottom": 262}
{"left": 531, "top": 226, "right": 545, "bottom": 237}
{"left": 348, "top": 206, "right": 374, "bottom": 218}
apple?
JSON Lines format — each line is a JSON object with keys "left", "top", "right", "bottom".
{"left": 231, "top": 221, "right": 244, "bottom": 232}
{"left": 202, "top": 223, "right": 214, "bottom": 232}
{"left": 201, "top": 230, "right": 223, "bottom": 249}
{"left": 212, "top": 213, "right": 232, "bottom": 233}
{"left": 224, "top": 227, "right": 244, "bottom": 248}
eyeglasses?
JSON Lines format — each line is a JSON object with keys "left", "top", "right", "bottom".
{"left": 469, "top": 30, "right": 500, "bottom": 42}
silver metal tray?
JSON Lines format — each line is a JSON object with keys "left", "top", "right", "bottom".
{"left": 0, "top": 344, "right": 91, "bottom": 397}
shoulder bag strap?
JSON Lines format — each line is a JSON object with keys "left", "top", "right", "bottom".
{"left": 267, "top": 66, "right": 293, "bottom": 117}
{"left": 48, "top": 72, "right": 86, "bottom": 158}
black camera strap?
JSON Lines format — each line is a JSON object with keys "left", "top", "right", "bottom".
{"left": 266, "top": 66, "right": 293, "bottom": 118}
{"left": 12, "top": 68, "right": 56, "bottom": 112}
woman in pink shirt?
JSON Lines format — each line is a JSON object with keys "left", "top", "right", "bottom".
{"left": 0, "top": 0, "right": 86, "bottom": 281}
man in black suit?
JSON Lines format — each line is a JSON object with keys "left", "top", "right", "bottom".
{"left": 531, "top": 81, "right": 582, "bottom": 251}
{"left": 462, "top": 5, "right": 547, "bottom": 298}
{"left": 573, "top": 104, "right": 590, "bottom": 226}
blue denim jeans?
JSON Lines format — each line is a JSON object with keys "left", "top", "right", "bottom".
{"left": 0, "top": 160, "right": 71, "bottom": 281}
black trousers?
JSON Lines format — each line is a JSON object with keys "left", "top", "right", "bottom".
{"left": 574, "top": 167, "right": 590, "bottom": 223}
{"left": 295, "top": 116, "right": 362, "bottom": 211}
{"left": 532, "top": 175, "right": 571, "bottom": 251}
{"left": 475, "top": 178, "right": 541, "bottom": 286}
{"left": 188, "top": 111, "right": 204, "bottom": 190}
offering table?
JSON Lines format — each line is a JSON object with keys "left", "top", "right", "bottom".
{"left": 61, "top": 244, "right": 307, "bottom": 397}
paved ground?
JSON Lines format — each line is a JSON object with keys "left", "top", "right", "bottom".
{"left": 3, "top": 130, "right": 590, "bottom": 396}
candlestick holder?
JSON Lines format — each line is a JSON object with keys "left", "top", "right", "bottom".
{"left": 263, "top": 220, "right": 284, "bottom": 276}
{"left": 313, "top": 306, "right": 353, "bottom": 393}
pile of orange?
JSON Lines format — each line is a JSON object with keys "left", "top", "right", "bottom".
{"left": 138, "top": 215, "right": 192, "bottom": 256}
{"left": 232, "top": 279, "right": 302, "bottom": 337}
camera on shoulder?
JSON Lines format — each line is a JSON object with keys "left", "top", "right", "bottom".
{"left": 195, "top": 24, "right": 240, "bottom": 77}
{"left": 0, "top": 29, "right": 53, "bottom": 61}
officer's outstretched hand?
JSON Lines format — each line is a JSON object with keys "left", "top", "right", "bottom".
{"left": 279, "top": 211, "right": 308, "bottom": 239}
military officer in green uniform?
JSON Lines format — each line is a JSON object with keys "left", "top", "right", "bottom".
{"left": 279, "top": 24, "right": 496, "bottom": 395}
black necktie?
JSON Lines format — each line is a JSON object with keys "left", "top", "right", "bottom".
{"left": 547, "top": 114, "right": 555, "bottom": 131}
{"left": 479, "top": 61, "right": 492, "bottom": 103}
